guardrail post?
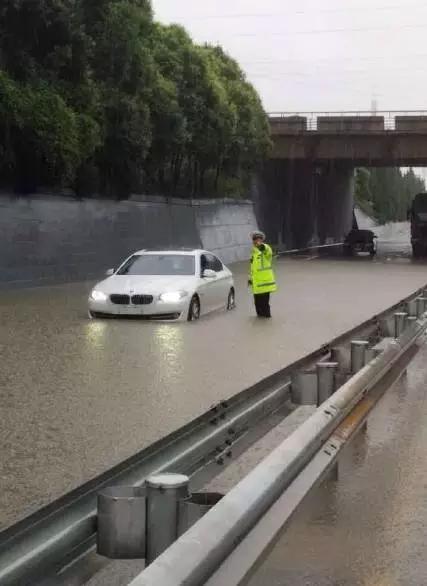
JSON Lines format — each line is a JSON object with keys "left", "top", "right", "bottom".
{"left": 394, "top": 312, "right": 408, "bottom": 338}
{"left": 316, "top": 362, "right": 338, "bottom": 406}
{"left": 406, "top": 299, "right": 417, "bottom": 317}
{"left": 291, "top": 372, "right": 317, "bottom": 405}
{"left": 146, "top": 473, "right": 190, "bottom": 565}
{"left": 97, "top": 487, "right": 146, "bottom": 559}
{"left": 350, "top": 341, "right": 369, "bottom": 374}
{"left": 407, "top": 316, "right": 418, "bottom": 328}
{"left": 328, "top": 462, "right": 340, "bottom": 482}
{"left": 178, "top": 493, "right": 223, "bottom": 537}
{"left": 416, "top": 297, "right": 427, "bottom": 318}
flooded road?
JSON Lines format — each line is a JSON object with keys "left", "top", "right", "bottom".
{"left": 248, "top": 340, "right": 427, "bottom": 586}
{"left": 1, "top": 248, "right": 427, "bottom": 530}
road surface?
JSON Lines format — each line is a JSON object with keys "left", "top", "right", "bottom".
{"left": 1, "top": 239, "right": 427, "bottom": 530}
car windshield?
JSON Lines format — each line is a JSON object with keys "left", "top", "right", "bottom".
{"left": 117, "top": 254, "right": 195, "bottom": 276}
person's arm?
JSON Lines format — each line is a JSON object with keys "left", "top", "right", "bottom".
{"left": 258, "top": 243, "right": 272, "bottom": 260}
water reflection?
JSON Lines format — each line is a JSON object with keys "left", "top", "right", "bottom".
{"left": 85, "top": 320, "right": 107, "bottom": 350}
{"left": 152, "top": 324, "right": 184, "bottom": 379}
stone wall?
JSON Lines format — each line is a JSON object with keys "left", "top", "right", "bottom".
{"left": 0, "top": 195, "right": 257, "bottom": 289}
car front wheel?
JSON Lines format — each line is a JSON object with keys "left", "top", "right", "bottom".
{"left": 187, "top": 295, "right": 201, "bottom": 321}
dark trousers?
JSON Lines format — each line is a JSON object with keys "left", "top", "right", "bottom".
{"left": 254, "top": 293, "right": 271, "bottom": 318}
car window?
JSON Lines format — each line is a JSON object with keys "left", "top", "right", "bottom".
{"left": 117, "top": 254, "right": 195, "bottom": 276}
{"left": 202, "top": 254, "right": 223, "bottom": 273}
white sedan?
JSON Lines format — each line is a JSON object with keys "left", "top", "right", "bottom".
{"left": 88, "top": 249, "right": 235, "bottom": 321}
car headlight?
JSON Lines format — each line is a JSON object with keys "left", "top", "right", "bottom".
{"left": 90, "top": 290, "right": 108, "bottom": 302}
{"left": 159, "top": 291, "right": 188, "bottom": 303}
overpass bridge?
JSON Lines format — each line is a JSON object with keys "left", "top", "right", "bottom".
{"left": 252, "top": 111, "right": 427, "bottom": 251}
{"left": 269, "top": 110, "right": 427, "bottom": 165}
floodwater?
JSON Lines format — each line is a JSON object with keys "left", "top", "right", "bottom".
{"left": 248, "top": 341, "right": 427, "bottom": 586}
{"left": 1, "top": 241, "right": 427, "bottom": 530}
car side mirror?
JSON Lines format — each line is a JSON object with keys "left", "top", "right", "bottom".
{"left": 105, "top": 268, "right": 115, "bottom": 276}
{"left": 202, "top": 269, "right": 216, "bottom": 279}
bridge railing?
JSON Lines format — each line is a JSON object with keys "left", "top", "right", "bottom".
{"left": 269, "top": 111, "right": 427, "bottom": 133}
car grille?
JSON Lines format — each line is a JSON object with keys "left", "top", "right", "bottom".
{"left": 131, "top": 295, "right": 153, "bottom": 305}
{"left": 109, "top": 294, "right": 154, "bottom": 306}
{"left": 110, "top": 294, "right": 131, "bottom": 305}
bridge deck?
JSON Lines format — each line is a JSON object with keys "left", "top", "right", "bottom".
{"left": 269, "top": 113, "right": 427, "bottom": 164}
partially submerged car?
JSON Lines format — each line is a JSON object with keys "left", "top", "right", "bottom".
{"left": 88, "top": 249, "right": 235, "bottom": 321}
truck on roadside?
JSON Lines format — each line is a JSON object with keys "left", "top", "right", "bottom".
{"left": 409, "top": 192, "right": 427, "bottom": 257}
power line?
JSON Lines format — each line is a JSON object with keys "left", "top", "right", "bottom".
{"left": 231, "top": 22, "right": 427, "bottom": 38}
{"left": 249, "top": 65, "right": 427, "bottom": 76}
{"left": 247, "top": 66, "right": 427, "bottom": 81}
{"left": 164, "top": 2, "right": 427, "bottom": 21}
{"left": 240, "top": 52, "right": 427, "bottom": 66}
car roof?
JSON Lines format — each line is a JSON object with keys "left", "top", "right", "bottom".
{"left": 133, "top": 248, "right": 200, "bottom": 256}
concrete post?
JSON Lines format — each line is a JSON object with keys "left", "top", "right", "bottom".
{"left": 316, "top": 362, "right": 338, "bottom": 406}
{"left": 97, "top": 486, "right": 146, "bottom": 559}
{"left": 394, "top": 312, "right": 408, "bottom": 338}
{"left": 350, "top": 341, "right": 369, "bottom": 374}
{"left": 146, "top": 474, "right": 190, "bottom": 565}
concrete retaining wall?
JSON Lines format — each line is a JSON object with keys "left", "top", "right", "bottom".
{"left": 194, "top": 200, "right": 257, "bottom": 264}
{"left": 0, "top": 195, "right": 257, "bottom": 289}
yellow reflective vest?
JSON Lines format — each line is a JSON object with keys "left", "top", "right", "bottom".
{"left": 250, "top": 244, "right": 277, "bottom": 295}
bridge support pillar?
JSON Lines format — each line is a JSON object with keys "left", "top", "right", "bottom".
{"left": 253, "top": 160, "right": 354, "bottom": 250}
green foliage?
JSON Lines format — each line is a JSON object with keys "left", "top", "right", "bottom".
{"left": 0, "top": 0, "right": 270, "bottom": 197}
{"left": 355, "top": 167, "right": 425, "bottom": 224}
{"left": 0, "top": 71, "right": 101, "bottom": 190}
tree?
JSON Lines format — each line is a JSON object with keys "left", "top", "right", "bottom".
{"left": 0, "top": 0, "right": 271, "bottom": 197}
{"left": 355, "top": 167, "right": 425, "bottom": 224}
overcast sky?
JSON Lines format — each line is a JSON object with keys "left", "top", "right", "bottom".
{"left": 152, "top": 0, "right": 427, "bottom": 114}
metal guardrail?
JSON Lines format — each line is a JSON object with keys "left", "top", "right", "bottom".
{"left": 203, "top": 345, "right": 417, "bottom": 586}
{"left": 0, "top": 382, "right": 291, "bottom": 585}
{"left": 269, "top": 110, "right": 427, "bottom": 132}
{"left": 1, "top": 287, "right": 427, "bottom": 585}
{"left": 130, "top": 312, "right": 427, "bottom": 586}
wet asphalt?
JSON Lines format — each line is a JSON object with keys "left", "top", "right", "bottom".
{"left": 248, "top": 340, "right": 427, "bottom": 586}
{"left": 1, "top": 244, "right": 427, "bottom": 530}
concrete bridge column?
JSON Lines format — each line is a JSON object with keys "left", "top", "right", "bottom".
{"left": 253, "top": 160, "right": 354, "bottom": 250}
{"left": 317, "top": 163, "right": 355, "bottom": 244}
